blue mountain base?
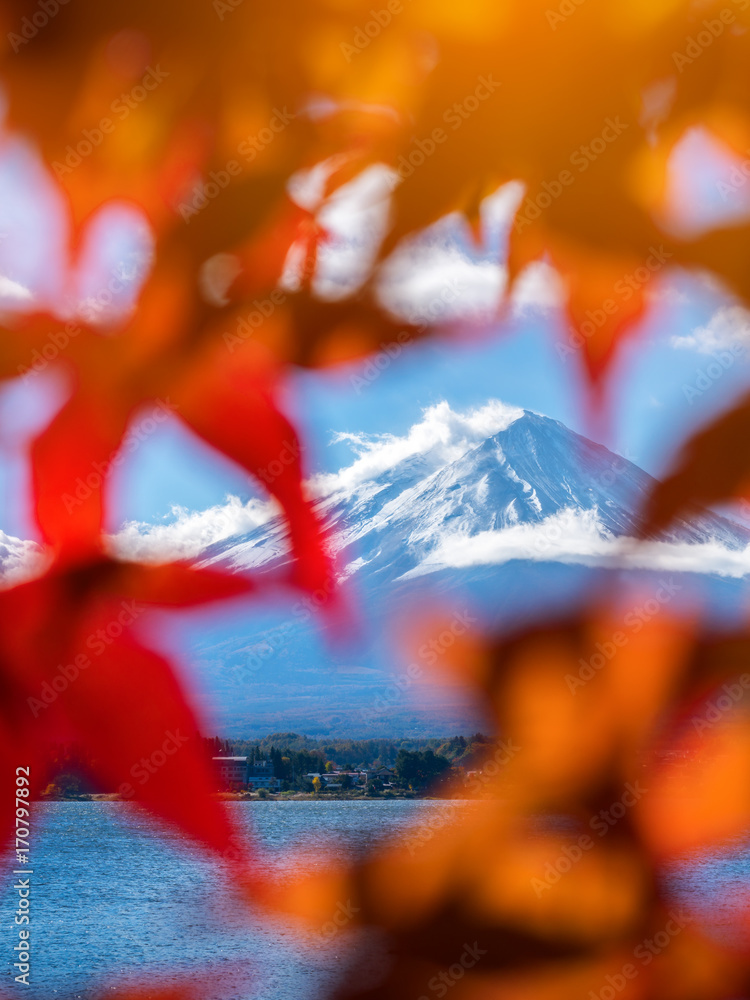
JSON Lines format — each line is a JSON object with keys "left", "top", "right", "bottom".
{"left": 183, "top": 413, "right": 750, "bottom": 737}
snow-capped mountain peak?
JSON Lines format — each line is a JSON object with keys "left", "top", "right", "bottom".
{"left": 197, "top": 408, "right": 749, "bottom": 583}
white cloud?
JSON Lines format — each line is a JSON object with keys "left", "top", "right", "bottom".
{"left": 288, "top": 161, "right": 512, "bottom": 310}
{"left": 313, "top": 164, "right": 394, "bottom": 300}
{"left": 102, "top": 401, "right": 524, "bottom": 564}
{"left": 400, "top": 507, "right": 750, "bottom": 580}
{"left": 0, "top": 275, "right": 32, "bottom": 304}
{"left": 6, "top": 399, "right": 750, "bottom": 581}
{"left": 671, "top": 305, "right": 750, "bottom": 354}
{"left": 109, "top": 400, "right": 529, "bottom": 562}
{"left": 510, "top": 260, "right": 566, "bottom": 317}
{"left": 376, "top": 218, "right": 506, "bottom": 324}
{"left": 311, "top": 399, "right": 524, "bottom": 496}
{"left": 646, "top": 280, "right": 688, "bottom": 305}
{"left": 198, "top": 253, "right": 242, "bottom": 308}
{"left": 109, "top": 495, "right": 279, "bottom": 564}
{"left": 639, "top": 77, "right": 676, "bottom": 145}
{"left": 0, "top": 135, "right": 70, "bottom": 313}
{"left": 0, "top": 532, "right": 47, "bottom": 585}
{"left": 661, "top": 127, "right": 750, "bottom": 238}
{"left": 287, "top": 166, "right": 519, "bottom": 315}
{"left": 72, "top": 201, "right": 153, "bottom": 328}
{"left": 482, "top": 181, "right": 525, "bottom": 234}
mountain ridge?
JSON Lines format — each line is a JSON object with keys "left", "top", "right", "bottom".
{"left": 181, "top": 407, "right": 750, "bottom": 737}
{"left": 2, "top": 406, "right": 746, "bottom": 737}
{"left": 200, "top": 408, "right": 749, "bottom": 582}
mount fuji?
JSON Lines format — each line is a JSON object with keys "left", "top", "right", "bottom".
{"left": 140, "top": 405, "right": 750, "bottom": 737}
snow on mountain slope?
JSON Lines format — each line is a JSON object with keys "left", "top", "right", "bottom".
{"left": 4, "top": 401, "right": 747, "bottom": 736}
{"left": 198, "top": 408, "right": 750, "bottom": 584}
{"left": 107, "top": 401, "right": 750, "bottom": 737}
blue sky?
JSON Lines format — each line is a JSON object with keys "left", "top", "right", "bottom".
{"left": 1, "top": 127, "right": 750, "bottom": 544}
{"left": 109, "top": 280, "right": 750, "bottom": 532}
{"left": 2, "top": 268, "right": 750, "bottom": 543}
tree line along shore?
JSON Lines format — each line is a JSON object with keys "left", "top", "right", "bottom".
{"left": 39, "top": 733, "right": 501, "bottom": 799}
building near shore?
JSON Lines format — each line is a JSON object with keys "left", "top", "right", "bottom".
{"left": 247, "top": 758, "right": 280, "bottom": 790}
{"left": 213, "top": 756, "right": 249, "bottom": 789}
{"left": 212, "top": 756, "right": 281, "bottom": 791}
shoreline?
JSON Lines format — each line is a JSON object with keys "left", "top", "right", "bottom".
{"left": 36, "top": 790, "right": 451, "bottom": 802}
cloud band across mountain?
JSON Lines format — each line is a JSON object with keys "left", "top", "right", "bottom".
{"left": 107, "top": 400, "right": 526, "bottom": 564}
{"left": 103, "top": 400, "right": 750, "bottom": 583}
{"left": 399, "top": 507, "right": 750, "bottom": 581}
{"left": 0, "top": 400, "right": 741, "bottom": 587}
{"left": 309, "top": 400, "right": 524, "bottom": 497}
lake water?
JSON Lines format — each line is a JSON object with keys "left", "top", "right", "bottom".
{"left": 1, "top": 800, "right": 442, "bottom": 999}
{"left": 1, "top": 801, "right": 745, "bottom": 999}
